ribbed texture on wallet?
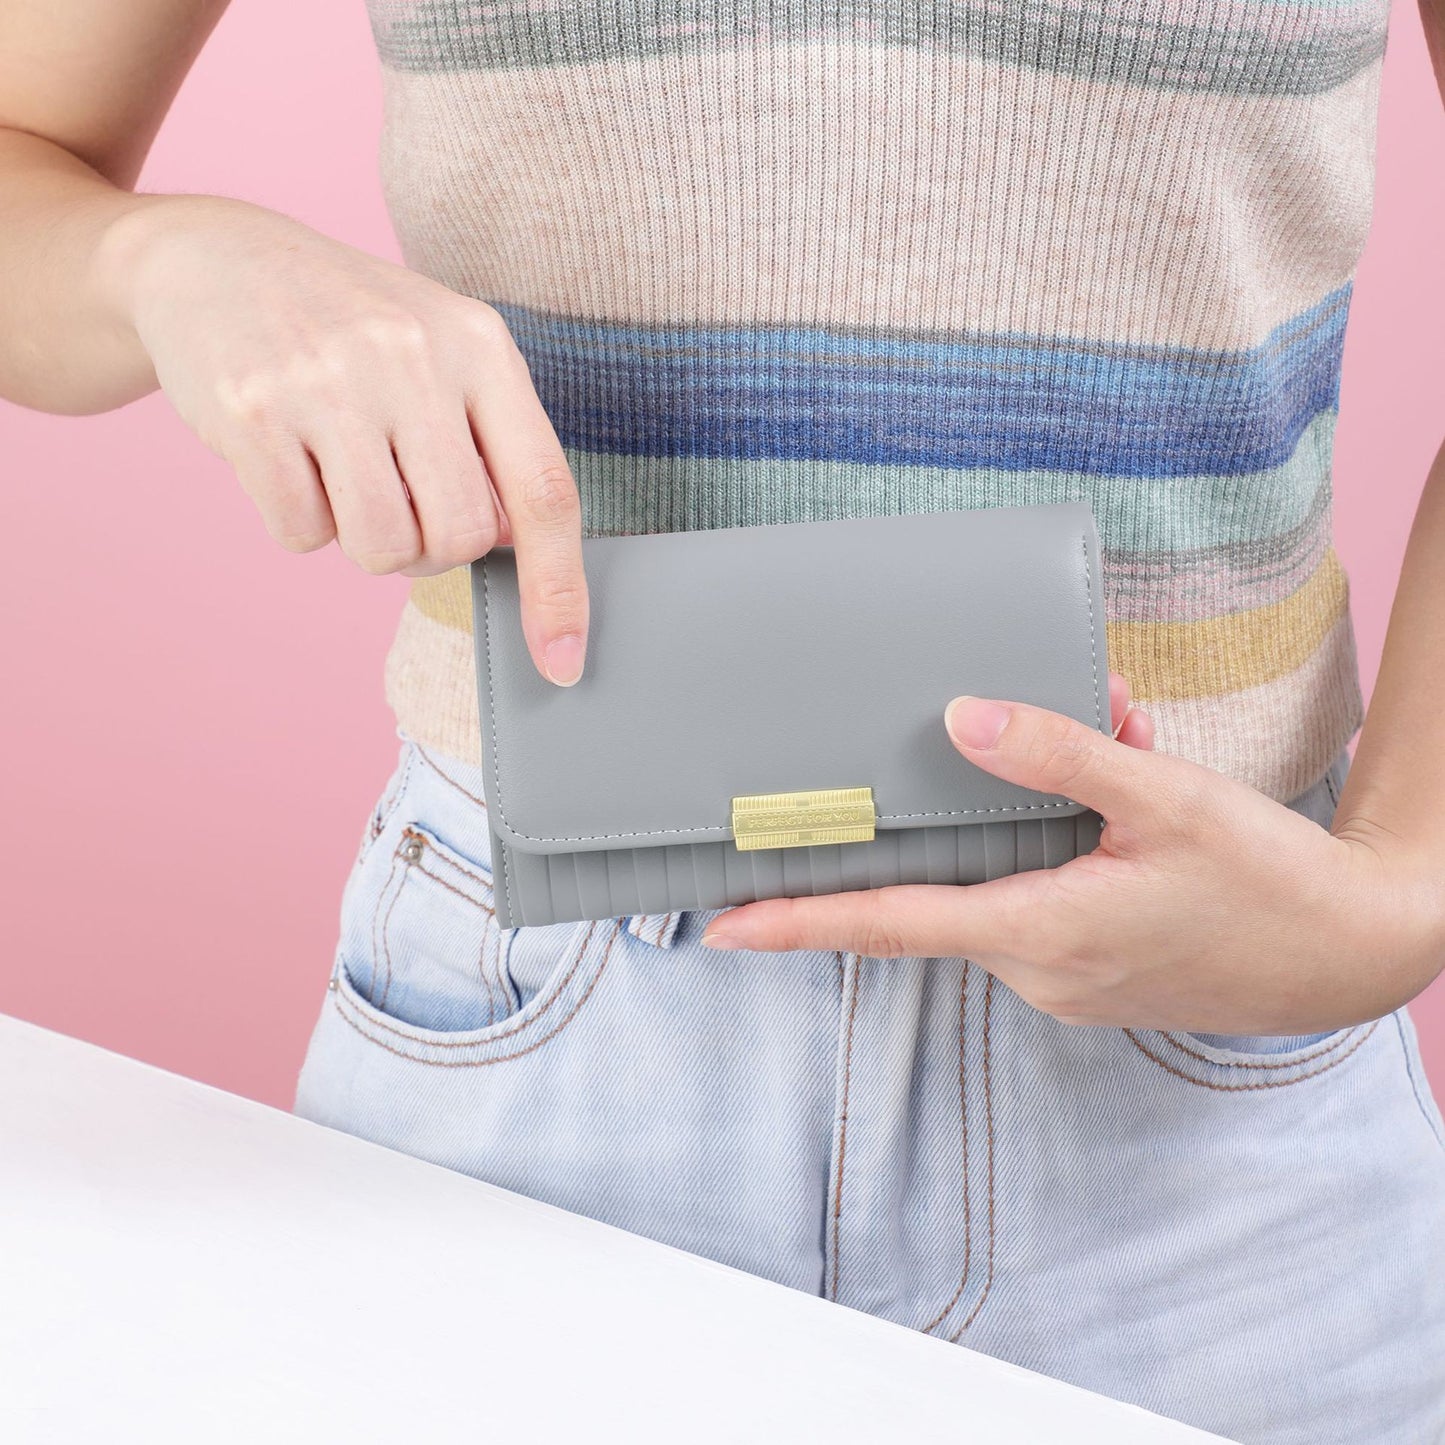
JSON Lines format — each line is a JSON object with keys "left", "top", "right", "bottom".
{"left": 492, "top": 812, "right": 1103, "bottom": 929}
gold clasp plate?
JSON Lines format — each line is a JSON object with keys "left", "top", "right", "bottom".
{"left": 730, "top": 787, "right": 876, "bottom": 852}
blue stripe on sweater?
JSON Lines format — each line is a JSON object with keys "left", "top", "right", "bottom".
{"left": 496, "top": 286, "right": 1349, "bottom": 479}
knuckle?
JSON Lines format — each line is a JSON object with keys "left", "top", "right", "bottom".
{"left": 460, "top": 302, "right": 511, "bottom": 349}
{"left": 530, "top": 573, "right": 586, "bottom": 616}
{"left": 771, "top": 899, "right": 817, "bottom": 952}
{"left": 430, "top": 510, "right": 500, "bottom": 565}
{"left": 352, "top": 552, "right": 411, "bottom": 577}
{"left": 214, "top": 371, "right": 281, "bottom": 427}
{"left": 852, "top": 897, "right": 910, "bottom": 958}
{"left": 347, "top": 536, "right": 422, "bottom": 575}
{"left": 517, "top": 462, "right": 580, "bottom": 525}
{"left": 1028, "top": 718, "right": 1097, "bottom": 796}
{"left": 271, "top": 524, "right": 334, "bottom": 554}
{"left": 288, "top": 343, "right": 353, "bottom": 392}
{"left": 284, "top": 316, "right": 433, "bottom": 397}
{"left": 359, "top": 310, "right": 430, "bottom": 357}
{"left": 232, "top": 458, "right": 291, "bottom": 504}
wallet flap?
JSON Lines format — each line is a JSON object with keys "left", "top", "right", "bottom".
{"left": 471, "top": 504, "right": 1109, "bottom": 857}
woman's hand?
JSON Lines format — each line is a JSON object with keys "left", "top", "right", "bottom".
{"left": 703, "top": 678, "right": 1445, "bottom": 1035}
{"left": 95, "top": 195, "right": 587, "bottom": 685}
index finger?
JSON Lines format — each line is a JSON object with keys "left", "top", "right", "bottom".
{"left": 699, "top": 876, "right": 1044, "bottom": 957}
{"left": 468, "top": 328, "right": 587, "bottom": 686}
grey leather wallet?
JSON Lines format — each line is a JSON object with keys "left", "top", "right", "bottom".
{"left": 469, "top": 503, "right": 1110, "bottom": 929}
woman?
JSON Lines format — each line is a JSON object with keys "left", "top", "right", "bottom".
{"left": 2, "top": 1, "right": 1442, "bottom": 1437}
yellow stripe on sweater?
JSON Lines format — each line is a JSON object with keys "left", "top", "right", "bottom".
{"left": 412, "top": 567, "right": 474, "bottom": 633}
{"left": 1108, "top": 550, "right": 1349, "bottom": 703}
{"left": 411, "top": 548, "right": 1350, "bottom": 706}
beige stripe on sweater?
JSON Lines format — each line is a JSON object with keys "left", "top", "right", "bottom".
{"left": 378, "top": 45, "right": 1381, "bottom": 350}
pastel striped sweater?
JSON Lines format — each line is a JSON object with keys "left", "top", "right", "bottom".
{"left": 366, "top": 0, "right": 1389, "bottom": 803}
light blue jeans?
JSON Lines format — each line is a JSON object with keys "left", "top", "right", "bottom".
{"left": 294, "top": 732, "right": 1445, "bottom": 1442}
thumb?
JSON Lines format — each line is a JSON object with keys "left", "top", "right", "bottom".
{"left": 944, "top": 694, "right": 1162, "bottom": 825}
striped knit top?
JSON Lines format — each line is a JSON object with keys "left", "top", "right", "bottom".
{"left": 367, "top": 0, "right": 1389, "bottom": 804}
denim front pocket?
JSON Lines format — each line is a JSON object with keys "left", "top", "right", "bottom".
{"left": 344, "top": 822, "right": 516, "bottom": 1033}
{"left": 327, "top": 740, "right": 619, "bottom": 1063}
{"left": 1121, "top": 1021, "right": 1378, "bottom": 1091}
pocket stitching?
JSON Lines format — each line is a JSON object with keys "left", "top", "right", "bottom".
{"left": 330, "top": 919, "right": 619, "bottom": 1066}
{"left": 364, "top": 746, "right": 418, "bottom": 857}
{"left": 368, "top": 854, "right": 405, "bottom": 1009}
{"left": 1123, "top": 1020, "right": 1379, "bottom": 1091}
{"left": 826, "top": 953, "right": 860, "bottom": 1304}
{"left": 375, "top": 866, "right": 410, "bottom": 1012}
{"left": 1393, "top": 1012, "right": 1445, "bottom": 1154}
{"left": 1156, "top": 1026, "right": 1360, "bottom": 1072}
{"left": 486, "top": 926, "right": 520, "bottom": 1022}
{"left": 369, "top": 823, "right": 502, "bottom": 1024}
{"left": 411, "top": 857, "right": 494, "bottom": 914}
{"left": 403, "top": 825, "right": 493, "bottom": 892}
{"left": 951, "top": 969, "right": 997, "bottom": 1341}
{"left": 477, "top": 918, "right": 500, "bottom": 1027}
{"left": 337, "top": 917, "right": 601, "bottom": 1049}
{"left": 413, "top": 742, "right": 490, "bottom": 812}
{"left": 915, "top": 965, "right": 998, "bottom": 1341}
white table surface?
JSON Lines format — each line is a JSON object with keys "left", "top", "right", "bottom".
{"left": 0, "top": 1014, "right": 1229, "bottom": 1443}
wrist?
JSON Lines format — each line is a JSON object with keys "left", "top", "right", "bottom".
{"left": 89, "top": 194, "right": 177, "bottom": 338}
{"left": 89, "top": 193, "right": 240, "bottom": 341}
{"left": 1391, "top": 864, "right": 1445, "bottom": 999}
{"left": 1337, "top": 831, "right": 1445, "bottom": 1010}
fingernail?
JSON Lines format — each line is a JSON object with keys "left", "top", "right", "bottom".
{"left": 945, "top": 695, "right": 1012, "bottom": 750}
{"left": 543, "top": 634, "right": 585, "bottom": 687}
{"left": 701, "top": 932, "right": 739, "bottom": 950}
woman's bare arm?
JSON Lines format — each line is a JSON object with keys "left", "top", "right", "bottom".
{"left": 0, "top": 0, "right": 228, "bottom": 411}
{"left": 0, "top": 0, "right": 590, "bottom": 685}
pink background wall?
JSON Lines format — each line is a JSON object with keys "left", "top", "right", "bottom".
{"left": 3, "top": 0, "right": 1444, "bottom": 1110}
